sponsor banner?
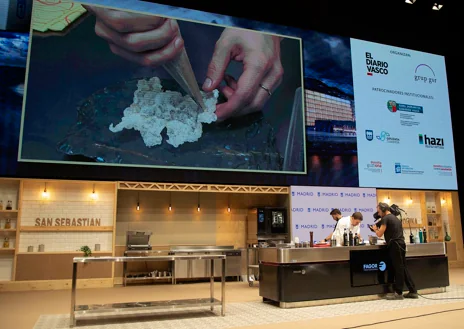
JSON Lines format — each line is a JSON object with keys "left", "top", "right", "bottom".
{"left": 290, "top": 186, "right": 378, "bottom": 242}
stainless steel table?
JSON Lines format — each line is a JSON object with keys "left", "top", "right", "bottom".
{"left": 70, "top": 255, "right": 226, "bottom": 327}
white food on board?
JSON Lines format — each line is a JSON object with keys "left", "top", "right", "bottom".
{"left": 109, "top": 77, "right": 219, "bottom": 148}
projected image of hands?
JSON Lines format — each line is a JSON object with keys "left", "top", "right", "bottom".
{"left": 19, "top": 3, "right": 305, "bottom": 174}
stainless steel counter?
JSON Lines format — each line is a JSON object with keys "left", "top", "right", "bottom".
{"left": 124, "top": 246, "right": 243, "bottom": 281}
{"left": 259, "top": 242, "right": 446, "bottom": 264}
{"left": 70, "top": 255, "right": 226, "bottom": 327}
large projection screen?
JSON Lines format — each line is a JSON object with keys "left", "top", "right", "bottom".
{"left": 18, "top": 1, "right": 306, "bottom": 174}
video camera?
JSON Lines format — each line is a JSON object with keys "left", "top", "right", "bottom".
{"left": 369, "top": 204, "right": 402, "bottom": 232}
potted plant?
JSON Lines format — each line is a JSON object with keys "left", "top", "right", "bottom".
{"left": 79, "top": 245, "right": 92, "bottom": 257}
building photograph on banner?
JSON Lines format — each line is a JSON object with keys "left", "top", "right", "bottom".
{"left": 18, "top": 0, "right": 305, "bottom": 174}
{"left": 290, "top": 185, "right": 378, "bottom": 243}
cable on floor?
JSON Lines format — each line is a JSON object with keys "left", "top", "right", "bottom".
{"left": 418, "top": 293, "right": 464, "bottom": 300}
{"left": 341, "top": 307, "right": 464, "bottom": 329}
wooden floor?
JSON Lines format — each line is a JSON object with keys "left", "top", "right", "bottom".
{"left": 1, "top": 268, "right": 464, "bottom": 329}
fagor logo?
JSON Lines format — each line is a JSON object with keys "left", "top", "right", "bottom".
{"left": 419, "top": 134, "right": 444, "bottom": 149}
{"left": 366, "top": 52, "right": 389, "bottom": 76}
{"left": 363, "top": 261, "right": 387, "bottom": 272}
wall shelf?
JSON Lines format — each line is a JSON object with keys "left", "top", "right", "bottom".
{"left": 0, "top": 229, "right": 16, "bottom": 233}
{"left": 0, "top": 248, "right": 15, "bottom": 253}
{"left": 20, "top": 226, "right": 113, "bottom": 232}
{"left": 0, "top": 210, "right": 18, "bottom": 214}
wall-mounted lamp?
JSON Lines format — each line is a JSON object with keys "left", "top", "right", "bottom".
{"left": 42, "top": 182, "right": 49, "bottom": 199}
{"left": 227, "top": 194, "right": 231, "bottom": 213}
{"left": 197, "top": 192, "right": 201, "bottom": 212}
{"left": 136, "top": 192, "right": 140, "bottom": 211}
{"left": 90, "top": 184, "right": 98, "bottom": 200}
{"left": 405, "top": 0, "right": 416, "bottom": 4}
{"left": 383, "top": 192, "right": 391, "bottom": 204}
{"left": 441, "top": 197, "right": 446, "bottom": 205}
{"left": 169, "top": 192, "right": 172, "bottom": 211}
{"left": 407, "top": 192, "right": 413, "bottom": 204}
{"left": 432, "top": 3, "right": 443, "bottom": 10}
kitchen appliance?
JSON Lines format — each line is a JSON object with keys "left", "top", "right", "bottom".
{"left": 247, "top": 207, "right": 289, "bottom": 244}
{"left": 126, "top": 231, "right": 152, "bottom": 250}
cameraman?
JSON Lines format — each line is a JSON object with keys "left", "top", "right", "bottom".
{"left": 371, "top": 202, "right": 418, "bottom": 300}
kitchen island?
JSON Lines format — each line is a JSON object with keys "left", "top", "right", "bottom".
{"left": 259, "top": 242, "right": 449, "bottom": 308}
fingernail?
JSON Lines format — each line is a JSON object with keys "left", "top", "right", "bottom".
{"left": 174, "top": 37, "right": 182, "bottom": 49}
{"left": 203, "top": 78, "right": 212, "bottom": 89}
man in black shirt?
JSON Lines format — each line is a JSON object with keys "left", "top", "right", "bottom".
{"left": 371, "top": 202, "right": 418, "bottom": 300}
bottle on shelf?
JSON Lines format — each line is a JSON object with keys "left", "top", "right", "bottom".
{"left": 418, "top": 229, "right": 423, "bottom": 243}
{"left": 6, "top": 200, "right": 12, "bottom": 210}
{"left": 0, "top": 200, "right": 3, "bottom": 210}
{"left": 423, "top": 227, "right": 427, "bottom": 243}
{"left": 349, "top": 230, "right": 354, "bottom": 246}
{"left": 343, "top": 228, "right": 349, "bottom": 246}
{"left": 3, "top": 237, "right": 9, "bottom": 248}
{"left": 354, "top": 233, "right": 359, "bottom": 246}
{"left": 409, "top": 231, "right": 415, "bottom": 244}
{"left": 415, "top": 230, "right": 420, "bottom": 244}
{"left": 309, "top": 231, "right": 314, "bottom": 247}
{"left": 4, "top": 218, "right": 11, "bottom": 229}
{"left": 445, "top": 231, "right": 451, "bottom": 242}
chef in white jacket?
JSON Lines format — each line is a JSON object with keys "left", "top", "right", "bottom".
{"left": 334, "top": 212, "right": 363, "bottom": 241}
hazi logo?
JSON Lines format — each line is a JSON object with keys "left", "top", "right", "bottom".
{"left": 419, "top": 134, "right": 444, "bottom": 149}
{"left": 366, "top": 52, "right": 389, "bottom": 76}
{"left": 415, "top": 64, "right": 437, "bottom": 84}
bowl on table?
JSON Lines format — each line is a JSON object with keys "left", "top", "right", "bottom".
{"left": 368, "top": 235, "right": 378, "bottom": 245}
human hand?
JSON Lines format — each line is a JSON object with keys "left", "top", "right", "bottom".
{"left": 84, "top": 6, "right": 184, "bottom": 67}
{"left": 202, "top": 28, "right": 284, "bottom": 121}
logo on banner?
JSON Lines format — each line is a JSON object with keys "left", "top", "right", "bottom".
{"left": 341, "top": 193, "right": 360, "bottom": 198}
{"left": 300, "top": 224, "right": 318, "bottom": 229}
{"left": 321, "top": 224, "right": 325, "bottom": 229}
{"left": 311, "top": 208, "right": 330, "bottom": 212}
{"left": 307, "top": 208, "right": 311, "bottom": 212}
{"left": 357, "top": 208, "right": 374, "bottom": 213}
{"left": 366, "top": 52, "right": 389, "bottom": 76}
{"left": 419, "top": 134, "right": 444, "bottom": 149}
{"left": 318, "top": 192, "right": 339, "bottom": 197}
{"left": 376, "top": 131, "right": 400, "bottom": 144}
{"left": 292, "top": 191, "right": 314, "bottom": 197}
{"left": 395, "top": 163, "right": 402, "bottom": 174}
{"left": 295, "top": 224, "right": 299, "bottom": 229}
{"left": 339, "top": 208, "right": 352, "bottom": 212}
{"left": 292, "top": 208, "right": 304, "bottom": 212}
{"left": 363, "top": 261, "right": 387, "bottom": 272}
{"left": 365, "top": 130, "right": 374, "bottom": 141}
{"left": 414, "top": 64, "right": 437, "bottom": 84}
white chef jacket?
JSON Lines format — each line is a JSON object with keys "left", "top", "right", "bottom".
{"left": 334, "top": 216, "right": 361, "bottom": 238}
